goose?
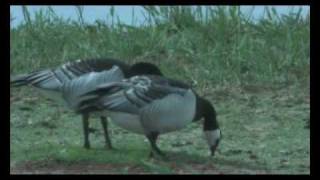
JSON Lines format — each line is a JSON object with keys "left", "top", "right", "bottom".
{"left": 77, "top": 75, "right": 221, "bottom": 157}
{"left": 10, "top": 58, "right": 163, "bottom": 149}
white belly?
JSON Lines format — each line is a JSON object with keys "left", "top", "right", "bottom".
{"left": 107, "top": 111, "right": 145, "bottom": 134}
{"left": 140, "top": 90, "right": 197, "bottom": 134}
{"left": 102, "top": 90, "right": 196, "bottom": 135}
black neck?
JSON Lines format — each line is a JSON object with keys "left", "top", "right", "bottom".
{"left": 195, "top": 96, "right": 219, "bottom": 131}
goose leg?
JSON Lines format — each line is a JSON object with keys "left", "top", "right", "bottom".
{"left": 100, "top": 116, "right": 113, "bottom": 149}
{"left": 146, "top": 132, "right": 165, "bottom": 158}
{"left": 82, "top": 113, "right": 90, "bottom": 149}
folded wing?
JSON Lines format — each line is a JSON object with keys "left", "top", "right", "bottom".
{"left": 78, "top": 75, "right": 189, "bottom": 115}
{"left": 61, "top": 66, "right": 125, "bottom": 110}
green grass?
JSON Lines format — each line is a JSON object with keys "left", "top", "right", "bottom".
{"left": 10, "top": 6, "right": 309, "bottom": 174}
{"left": 10, "top": 85, "right": 309, "bottom": 174}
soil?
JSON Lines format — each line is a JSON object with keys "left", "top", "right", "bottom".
{"left": 10, "top": 160, "right": 269, "bottom": 174}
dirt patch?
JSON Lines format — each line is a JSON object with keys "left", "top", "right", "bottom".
{"left": 10, "top": 161, "right": 148, "bottom": 174}
{"left": 10, "top": 160, "right": 271, "bottom": 174}
{"left": 10, "top": 161, "right": 220, "bottom": 174}
{"left": 168, "top": 162, "right": 221, "bottom": 174}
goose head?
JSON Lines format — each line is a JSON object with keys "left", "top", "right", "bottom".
{"left": 196, "top": 96, "right": 221, "bottom": 156}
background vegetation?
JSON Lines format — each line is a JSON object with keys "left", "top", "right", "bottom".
{"left": 10, "top": 6, "right": 310, "bottom": 174}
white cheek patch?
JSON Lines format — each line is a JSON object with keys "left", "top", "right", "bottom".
{"left": 205, "top": 129, "right": 221, "bottom": 147}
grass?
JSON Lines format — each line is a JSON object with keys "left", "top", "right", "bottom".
{"left": 10, "top": 6, "right": 310, "bottom": 174}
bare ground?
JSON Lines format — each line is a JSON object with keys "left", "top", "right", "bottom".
{"left": 11, "top": 161, "right": 268, "bottom": 174}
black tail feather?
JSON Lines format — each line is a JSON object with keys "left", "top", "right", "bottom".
{"left": 10, "top": 74, "right": 31, "bottom": 87}
{"left": 11, "top": 70, "right": 52, "bottom": 88}
{"left": 78, "top": 82, "right": 128, "bottom": 112}
{"left": 80, "top": 82, "right": 127, "bottom": 97}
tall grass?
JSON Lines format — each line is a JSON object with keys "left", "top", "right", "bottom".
{"left": 10, "top": 6, "right": 310, "bottom": 87}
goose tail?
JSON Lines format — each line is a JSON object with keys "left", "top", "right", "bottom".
{"left": 11, "top": 70, "right": 55, "bottom": 89}
{"left": 10, "top": 73, "right": 32, "bottom": 87}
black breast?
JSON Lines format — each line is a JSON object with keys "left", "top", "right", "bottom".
{"left": 192, "top": 93, "right": 204, "bottom": 122}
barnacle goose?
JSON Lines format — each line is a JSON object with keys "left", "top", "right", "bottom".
{"left": 77, "top": 75, "right": 221, "bottom": 157}
{"left": 10, "top": 58, "right": 163, "bottom": 149}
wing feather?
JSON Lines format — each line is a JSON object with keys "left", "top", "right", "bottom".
{"left": 78, "top": 75, "right": 189, "bottom": 115}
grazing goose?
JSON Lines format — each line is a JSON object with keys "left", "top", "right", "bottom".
{"left": 10, "top": 58, "right": 163, "bottom": 149}
{"left": 78, "top": 75, "right": 221, "bottom": 157}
